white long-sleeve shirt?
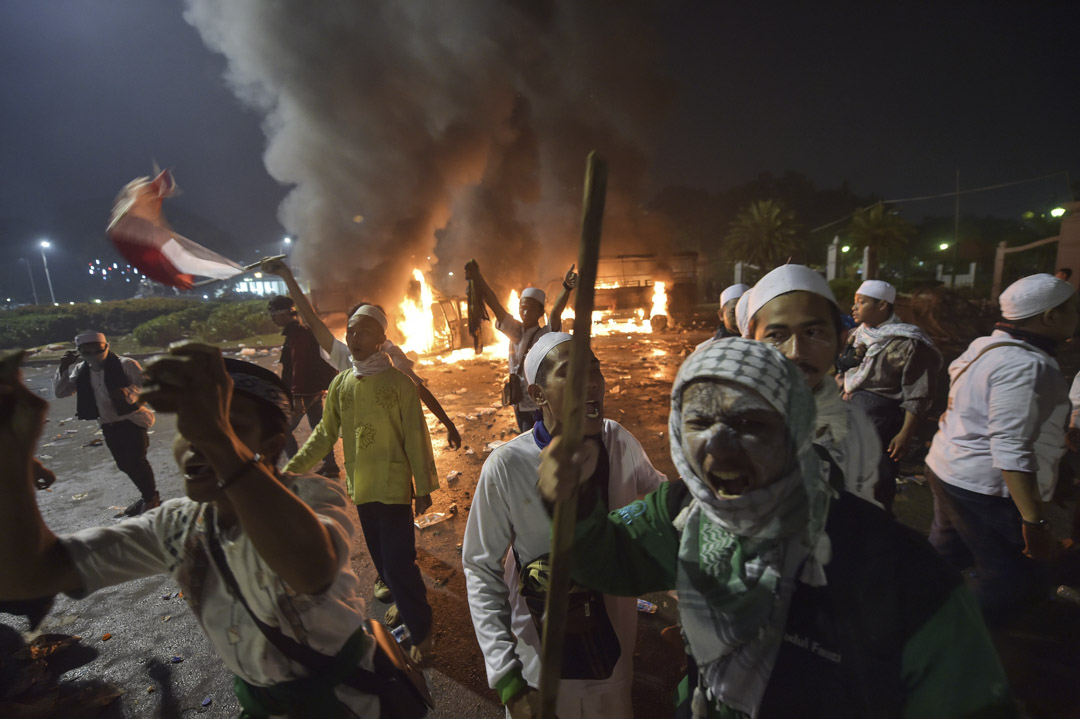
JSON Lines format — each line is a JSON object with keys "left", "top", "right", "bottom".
{"left": 54, "top": 355, "right": 154, "bottom": 429}
{"left": 815, "top": 381, "right": 882, "bottom": 507}
{"left": 462, "top": 419, "right": 665, "bottom": 719}
{"left": 926, "top": 330, "right": 1069, "bottom": 501}
{"left": 1069, "top": 371, "right": 1080, "bottom": 428}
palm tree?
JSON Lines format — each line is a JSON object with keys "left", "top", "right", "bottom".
{"left": 723, "top": 199, "right": 800, "bottom": 275}
{"left": 845, "top": 203, "right": 915, "bottom": 280}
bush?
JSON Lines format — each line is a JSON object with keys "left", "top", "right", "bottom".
{"left": 194, "top": 300, "right": 278, "bottom": 342}
{"left": 130, "top": 305, "right": 217, "bottom": 347}
{"left": 828, "top": 278, "right": 859, "bottom": 308}
{"left": 0, "top": 298, "right": 198, "bottom": 349}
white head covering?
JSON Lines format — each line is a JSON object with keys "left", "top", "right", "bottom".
{"left": 521, "top": 287, "right": 546, "bottom": 305}
{"left": 735, "top": 291, "right": 753, "bottom": 337}
{"left": 524, "top": 331, "right": 573, "bottom": 385}
{"left": 999, "top": 273, "right": 1076, "bottom": 320}
{"left": 348, "top": 304, "right": 388, "bottom": 331}
{"left": 720, "top": 283, "right": 750, "bottom": 307}
{"left": 75, "top": 332, "right": 107, "bottom": 345}
{"left": 855, "top": 280, "right": 896, "bottom": 304}
{"left": 746, "top": 265, "right": 837, "bottom": 326}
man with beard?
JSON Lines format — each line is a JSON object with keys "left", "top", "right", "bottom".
{"left": 54, "top": 331, "right": 158, "bottom": 515}
{"left": 463, "top": 332, "right": 665, "bottom": 719}
{"left": 842, "top": 280, "right": 941, "bottom": 512}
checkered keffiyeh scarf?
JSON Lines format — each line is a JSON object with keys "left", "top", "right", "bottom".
{"left": 669, "top": 338, "right": 832, "bottom": 718}
{"left": 842, "top": 314, "right": 941, "bottom": 394}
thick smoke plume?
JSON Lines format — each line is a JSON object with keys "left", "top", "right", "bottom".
{"left": 183, "top": 0, "right": 672, "bottom": 311}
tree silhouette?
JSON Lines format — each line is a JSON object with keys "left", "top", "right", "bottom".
{"left": 846, "top": 203, "right": 915, "bottom": 280}
{"left": 723, "top": 199, "right": 800, "bottom": 275}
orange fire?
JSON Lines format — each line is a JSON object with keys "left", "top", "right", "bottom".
{"left": 650, "top": 281, "right": 668, "bottom": 318}
{"left": 397, "top": 269, "right": 436, "bottom": 354}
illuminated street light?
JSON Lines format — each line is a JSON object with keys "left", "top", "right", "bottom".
{"left": 39, "top": 240, "right": 57, "bottom": 305}
{"left": 1050, "top": 207, "right": 1067, "bottom": 218}
{"left": 841, "top": 245, "right": 851, "bottom": 253}
{"left": 939, "top": 242, "right": 950, "bottom": 251}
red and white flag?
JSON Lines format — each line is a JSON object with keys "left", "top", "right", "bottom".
{"left": 106, "top": 169, "right": 243, "bottom": 290}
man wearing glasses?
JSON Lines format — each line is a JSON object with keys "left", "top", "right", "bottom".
{"left": 54, "top": 331, "right": 159, "bottom": 515}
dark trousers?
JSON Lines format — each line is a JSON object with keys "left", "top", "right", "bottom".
{"left": 514, "top": 406, "right": 538, "bottom": 434}
{"left": 284, "top": 393, "right": 338, "bottom": 469}
{"left": 926, "top": 468, "right": 1046, "bottom": 623}
{"left": 356, "top": 502, "right": 432, "bottom": 643}
{"left": 101, "top": 420, "right": 156, "bottom": 500}
{"left": 847, "top": 390, "right": 903, "bottom": 512}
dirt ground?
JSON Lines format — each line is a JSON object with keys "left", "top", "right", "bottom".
{"left": 5, "top": 319, "right": 1080, "bottom": 718}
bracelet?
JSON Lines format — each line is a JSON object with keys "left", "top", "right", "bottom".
{"left": 1022, "top": 517, "right": 1050, "bottom": 530}
{"left": 563, "top": 282, "right": 573, "bottom": 291}
{"left": 216, "top": 452, "right": 263, "bottom": 490}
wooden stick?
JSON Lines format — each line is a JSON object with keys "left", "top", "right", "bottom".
{"left": 191, "top": 255, "right": 286, "bottom": 288}
{"left": 538, "top": 152, "right": 607, "bottom": 719}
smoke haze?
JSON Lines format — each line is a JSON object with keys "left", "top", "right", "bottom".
{"left": 183, "top": 0, "right": 672, "bottom": 309}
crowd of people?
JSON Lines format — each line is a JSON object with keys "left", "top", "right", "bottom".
{"left": 2, "top": 255, "right": 1077, "bottom": 718}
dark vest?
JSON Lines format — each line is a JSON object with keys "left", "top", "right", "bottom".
{"left": 75, "top": 353, "right": 139, "bottom": 420}
{"left": 675, "top": 491, "right": 960, "bottom": 719}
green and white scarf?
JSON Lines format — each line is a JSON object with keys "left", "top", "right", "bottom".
{"left": 669, "top": 338, "right": 832, "bottom": 718}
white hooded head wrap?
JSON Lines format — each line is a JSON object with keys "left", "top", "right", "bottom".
{"left": 999, "top": 273, "right": 1076, "bottom": 320}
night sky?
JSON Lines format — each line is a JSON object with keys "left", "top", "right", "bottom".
{"left": 0, "top": 1, "right": 1076, "bottom": 300}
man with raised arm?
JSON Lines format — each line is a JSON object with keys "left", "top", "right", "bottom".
{"left": 1, "top": 344, "right": 380, "bottom": 717}
{"left": 261, "top": 257, "right": 461, "bottom": 451}
{"left": 463, "top": 260, "right": 575, "bottom": 432}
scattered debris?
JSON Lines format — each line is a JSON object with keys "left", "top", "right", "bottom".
{"left": 202, "top": 696, "right": 213, "bottom": 707}
{"left": 82, "top": 438, "right": 103, "bottom": 447}
{"left": 238, "top": 347, "right": 257, "bottom": 356}
{"left": 64, "top": 429, "right": 79, "bottom": 434}
{"left": 71, "top": 493, "right": 88, "bottom": 501}
{"left": 101, "top": 633, "right": 112, "bottom": 642}
{"left": 414, "top": 512, "right": 452, "bottom": 529}
{"left": 161, "top": 615, "right": 171, "bottom": 623}
{"left": 483, "top": 440, "right": 506, "bottom": 453}
{"left": 147, "top": 686, "right": 155, "bottom": 694}
{"left": 448, "top": 502, "right": 458, "bottom": 515}
{"left": 171, "top": 655, "right": 184, "bottom": 663}
{"left": 464, "top": 448, "right": 476, "bottom": 457}
{"left": 446, "top": 470, "right": 462, "bottom": 485}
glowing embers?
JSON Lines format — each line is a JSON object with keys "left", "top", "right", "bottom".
{"left": 397, "top": 269, "right": 437, "bottom": 354}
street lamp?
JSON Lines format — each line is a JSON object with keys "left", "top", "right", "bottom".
{"left": 39, "top": 240, "right": 57, "bottom": 305}
{"left": 281, "top": 236, "right": 293, "bottom": 255}
{"left": 840, "top": 245, "right": 851, "bottom": 253}
{"left": 938, "top": 242, "right": 950, "bottom": 251}
{"left": 1050, "top": 207, "right": 1067, "bottom": 219}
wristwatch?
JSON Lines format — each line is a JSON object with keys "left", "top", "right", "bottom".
{"left": 1022, "top": 517, "right": 1051, "bottom": 530}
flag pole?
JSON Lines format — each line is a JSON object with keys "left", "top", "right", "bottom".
{"left": 191, "top": 255, "right": 286, "bottom": 289}
{"left": 537, "top": 152, "right": 607, "bottom": 719}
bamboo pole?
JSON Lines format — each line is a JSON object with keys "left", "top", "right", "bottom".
{"left": 538, "top": 152, "right": 607, "bottom": 719}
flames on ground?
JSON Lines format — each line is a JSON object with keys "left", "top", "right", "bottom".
{"left": 391, "top": 269, "right": 671, "bottom": 364}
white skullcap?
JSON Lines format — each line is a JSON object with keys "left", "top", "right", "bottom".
{"left": 75, "top": 332, "right": 107, "bottom": 345}
{"left": 747, "top": 264, "right": 837, "bottom": 323}
{"left": 856, "top": 280, "right": 896, "bottom": 304}
{"left": 521, "top": 287, "right": 546, "bottom": 305}
{"left": 735, "top": 290, "right": 752, "bottom": 337}
{"left": 720, "top": 283, "right": 749, "bottom": 306}
{"left": 999, "top": 273, "right": 1076, "bottom": 320}
{"left": 524, "top": 332, "right": 573, "bottom": 386}
{"left": 348, "top": 304, "right": 388, "bottom": 331}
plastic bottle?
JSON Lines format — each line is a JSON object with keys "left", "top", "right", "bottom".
{"left": 391, "top": 624, "right": 411, "bottom": 643}
{"left": 636, "top": 598, "right": 658, "bottom": 614}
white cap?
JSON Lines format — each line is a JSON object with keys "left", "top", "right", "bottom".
{"left": 856, "top": 280, "right": 896, "bottom": 304}
{"left": 75, "top": 332, "right": 107, "bottom": 345}
{"left": 999, "top": 273, "right": 1076, "bottom": 320}
{"left": 524, "top": 332, "right": 573, "bottom": 385}
{"left": 747, "top": 265, "right": 837, "bottom": 323}
{"left": 348, "top": 304, "right": 388, "bottom": 331}
{"left": 521, "top": 287, "right": 546, "bottom": 305}
{"left": 735, "top": 291, "right": 752, "bottom": 337}
{"left": 720, "top": 283, "right": 749, "bottom": 306}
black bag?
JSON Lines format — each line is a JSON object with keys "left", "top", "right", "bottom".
{"left": 516, "top": 552, "right": 622, "bottom": 680}
{"left": 204, "top": 516, "right": 433, "bottom": 718}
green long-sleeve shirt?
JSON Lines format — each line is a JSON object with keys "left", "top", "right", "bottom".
{"left": 569, "top": 482, "right": 1016, "bottom": 719}
{"left": 284, "top": 368, "right": 439, "bottom": 505}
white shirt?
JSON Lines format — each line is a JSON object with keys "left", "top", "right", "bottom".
{"left": 58, "top": 472, "right": 379, "bottom": 716}
{"left": 327, "top": 338, "right": 424, "bottom": 386}
{"left": 494, "top": 316, "right": 549, "bottom": 412}
{"left": 462, "top": 419, "right": 665, "bottom": 719}
{"left": 926, "top": 330, "right": 1069, "bottom": 501}
{"left": 1069, "top": 372, "right": 1080, "bottom": 428}
{"left": 54, "top": 355, "right": 155, "bottom": 429}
